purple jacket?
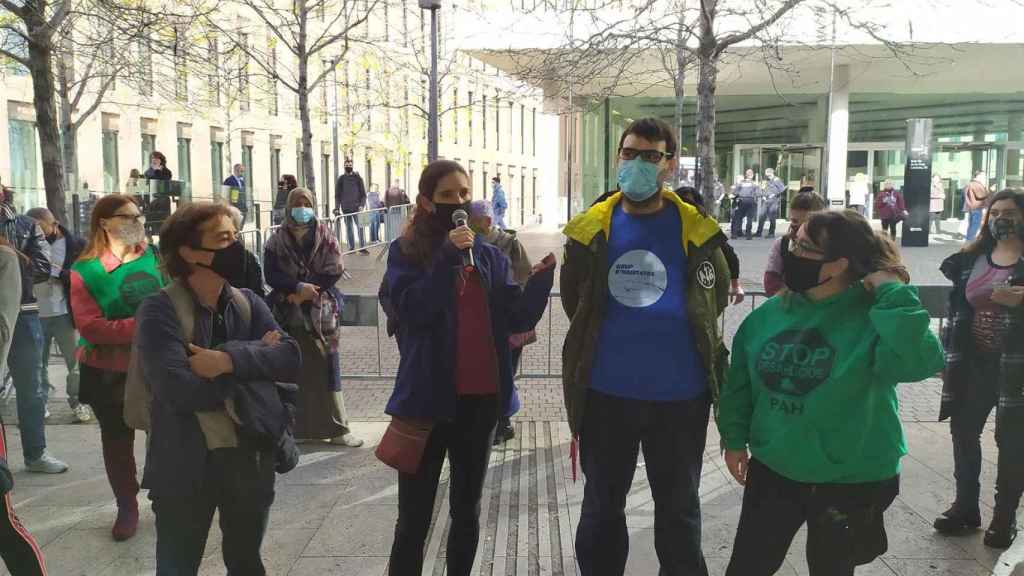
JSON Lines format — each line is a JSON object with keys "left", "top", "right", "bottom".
{"left": 380, "top": 238, "right": 554, "bottom": 420}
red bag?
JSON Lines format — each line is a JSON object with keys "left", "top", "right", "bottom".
{"left": 375, "top": 418, "right": 434, "bottom": 475}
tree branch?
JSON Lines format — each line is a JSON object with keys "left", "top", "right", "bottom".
{"left": 715, "top": 0, "right": 805, "bottom": 55}
{"left": 0, "top": 46, "right": 28, "bottom": 67}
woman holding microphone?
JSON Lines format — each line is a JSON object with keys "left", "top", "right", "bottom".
{"left": 380, "top": 160, "right": 554, "bottom": 575}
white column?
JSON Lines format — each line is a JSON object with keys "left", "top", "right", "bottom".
{"left": 826, "top": 64, "right": 850, "bottom": 207}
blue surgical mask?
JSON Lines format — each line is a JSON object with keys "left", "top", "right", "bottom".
{"left": 618, "top": 159, "right": 661, "bottom": 203}
{"left": 290, "top": 207, "right": 315, "bottom": 224}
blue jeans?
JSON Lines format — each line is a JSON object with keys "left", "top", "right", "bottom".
{"left": 965, "top": 208, "right": 984, "bottom": 241}
{"left": 344, "top": 213, "right": 365, "bottom": 250}
{"left": 6, "top": 312, "right": 46, "bottom": 462}
{"left": 369, "top": 214, "right": 381, "bottom": 243}
{"left": 40, "top": 314, "right": 79, "bottom": 408}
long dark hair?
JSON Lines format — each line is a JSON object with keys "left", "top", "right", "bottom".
{"left": 964, "top": 188, "right": 1024, "bottom": 256}
{"left": 399, "top": 160, "right": 468, "bottom": 265}
{"left": 803, "top": 209, "right": 910, "bottom": 284}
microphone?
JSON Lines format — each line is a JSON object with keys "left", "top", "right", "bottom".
{"left": 451, "top": 209, "right": 476, "bottom": 270}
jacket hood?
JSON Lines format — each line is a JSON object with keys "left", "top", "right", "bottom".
{"left": 563, "top": 190, "right": 722, "bottom": 255}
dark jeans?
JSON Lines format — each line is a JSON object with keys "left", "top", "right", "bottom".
{"left": 153, "top": 448, "right": 276, "bottom": 576}
{"left": 756, "top": 202, "right": 780, "bottom": 236}
{"left": 725, "top": 459, "right": 899, "bottom": 576}
{"left": 948, "top": 351, "right": 1022, "bottom": 518}
{"left": 0, "top": 422, "right": 45, "bottom": 575}
{"left": 6, "top": 312, "right": 46, "bottom": 462}
{"left": 344, "top": 213, "right": 366, "bottom": 250}
{"left": 731, "top": 198, "right": 757, "bottom": 239}
{"left": 389, "top": 395, "right": 498, "bottom": 576}
{"left": 576, "top": 389, "right": 711, "bottom": 576}
{"left": 881, "top": 219, "right": 898, "bottom": 239}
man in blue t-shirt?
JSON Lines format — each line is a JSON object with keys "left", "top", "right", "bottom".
{"left": 561, "top": 118, "right": 732, "bottom": 576}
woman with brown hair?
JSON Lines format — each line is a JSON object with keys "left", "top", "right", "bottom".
{"left": 380, "top": 160, "right": 554, "bottom": 575}
{"left": 264, "top": 187, "right": 362, "bottom": 446}
{"left": 719, "top": 209, "right": 944, "bottom": 575}
{"left": 70, "top": 194, "right": 164, "bottom": 542}
{"left": 934, "top": 189, "right": 1024, "bottom": 548}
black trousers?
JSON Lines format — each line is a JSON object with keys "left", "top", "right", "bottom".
{"left": 576, "top": 389, "right": 711, "bottom": 576}
{"left": 0, "top": 423, "right": 45, "bottom": 576}
{"left": 153, "top": 448, "right": 276, "bottom": 576}
{"left": 725, "top": 459, "right": 899, "bottom": 576}
{"left": 731, "top": 198, "right": 757, "bottom": 239}
{"left": 389, "top": 395, "right": 498, "bottom": 576}
{"left": 881, "top": 219, "right": 898, "bottom": 239}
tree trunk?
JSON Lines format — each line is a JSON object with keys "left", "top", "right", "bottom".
{"left": 57, "top": 56, "right": 78, "bottom": 194}
{"left": 297, "top": 7, "right": 316, "bottom": 196}
{"left": 27, "top": 29, "right": 68, "bottom": 225}
{"left": 673, "top": 46, "right": 686, "bottom": 187}
{"left": 696, "top": 50, "right": 717, "bottom": 213}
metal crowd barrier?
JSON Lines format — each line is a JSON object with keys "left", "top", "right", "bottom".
{"left": 335, "top": 285, "right": 953, "bottom": 381}
{"left": 328, "top": 204, "right": 413, "bottom": 256}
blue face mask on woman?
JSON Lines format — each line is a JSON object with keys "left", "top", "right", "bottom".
{"left": 618, "top": 159, "right": 661, "bottom": 202}
{"left": 290, "top": 207, "right": 315, "bottom": 224}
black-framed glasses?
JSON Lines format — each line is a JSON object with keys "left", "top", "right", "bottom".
{"left": 791, "top": 238, "right": 827, "bottom": 258}
{"left": 619, "top": 147, "right": 667, "bottom": 164}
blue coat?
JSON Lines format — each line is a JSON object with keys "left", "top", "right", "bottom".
{"left": 380, "top": 237, "right": 554, "bottom": 420}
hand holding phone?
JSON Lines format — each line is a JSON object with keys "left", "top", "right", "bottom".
{"left": 992, "top": 284, "right": 1024, "bottom": 308}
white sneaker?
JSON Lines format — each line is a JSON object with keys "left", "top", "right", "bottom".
{"left": 44, "top": 407, "right": 51, "bottom": 419}
{"left": 25, "top": 451, "right": 69, "bottom": 474}
{"left": 72, "top": 404, "right": 92, "bottom": 423}
{"left": 328, "top": 433, "right": 364, "bottom": 448}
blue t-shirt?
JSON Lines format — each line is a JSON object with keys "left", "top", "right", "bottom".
{"left": 591, "top": 204, "right": 707, "bottom": 401}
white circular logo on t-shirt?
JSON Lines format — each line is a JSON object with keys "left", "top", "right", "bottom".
{"left": 608, "top": 250, "right": 668, "bottom": 308}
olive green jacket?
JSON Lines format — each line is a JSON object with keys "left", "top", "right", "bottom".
{"left": 560, "top": 191, "right": 732, "bottom": 436}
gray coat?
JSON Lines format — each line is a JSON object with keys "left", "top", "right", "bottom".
{"left": 0, "top": 246, "right": 20, "bottom": 376}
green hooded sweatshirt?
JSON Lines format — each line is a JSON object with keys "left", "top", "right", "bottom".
{"left": 717, "top": 282, "right": 945, "bottom": 484}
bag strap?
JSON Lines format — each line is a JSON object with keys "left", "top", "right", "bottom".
{"left": 164, "top": 281, "right": 196, "bottom": 344}
{"left": 228, "top": 287, "right": 252, "bottom": 333}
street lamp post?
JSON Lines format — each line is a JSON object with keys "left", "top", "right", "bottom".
{"left": 331, "top": 63, "right": 340, "bottom": 215}
{"left": 419, "top": 0, "right": 441, "bottom": 163}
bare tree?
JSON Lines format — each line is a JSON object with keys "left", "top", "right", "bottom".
{"left": 206, "top": 0, "right": 374, "bottom": 196}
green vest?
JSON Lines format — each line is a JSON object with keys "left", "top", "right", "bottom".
{"left": 72, "top": 246, "right": 165, "bottom": 349}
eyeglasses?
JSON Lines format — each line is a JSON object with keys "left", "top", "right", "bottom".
{"left": 619, "top": 147, "right": 667, "bottom": 164}
{"left": 109, "top": 213, "right": 144, "bottom": 223}
{"left": 791, "top": 238, "right": 827, "bottom": 258}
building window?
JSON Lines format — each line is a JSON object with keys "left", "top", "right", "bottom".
{"left": 365, "top": 156, "right": 373, "bottom": 190}
{"left": 208, "top": 39, "right": 220, "bottom": 106}
{"left": 402, "top": 0, "right": 409, "bottom": 47}
{"left": 468, "top": 91, "right": 474, "bottom": 146}
{"left": 210, "top": 141, "right": 224, "bottom": 196}
{"left": 483, "top": 95, "right": 488, "bottom": 148}
{"left": 242, "top": 144, "right": 254, "bottom": 211}
{"left": 296, "top": 147, "right": 304, "bottom": 186}
{"left": 177, "top": 137, "right": 192, "bottom": 191}
{"left": 508, "top": 101, "right": 514, "bottom": 153}
{"left": 102, "top": 130, "right": 120, "bottom": 194}
{"left": 532, "top": 108, "right": 536, "bottom": 156}
{"left": 421, "top": 77, "right": 427, "bottom": 140}
{"left": 239, "top": 34, "right": 250, "bottom": 111}
{"left": 365, "top": 67, "right": 372, "bottom": 131}
{"left": 137, "top": 37, "right": 153, "bottom": 96}
{"left": 321, "top": 59, "right": 330, "bottom": 124}
{"left": 141, "top": 133, "right": 156, "bottom": 171}
{"left": 495, "top": 95, "right": 501, "bottom": 151}
{"left": 268, "top": 36, "right": 278, "bottom": 116}
{"left": 270, "top": 148, "right": 281, "bottom": 192}
{"left": 520, "top": 104, "right": 525, "bottom": 154}
{"left": 321, "top": 153, "right": 331, "bottom": 208}
{"left": 7, "top": 119, "right": 38, "bottom": 207}
{"left": 384, "top": 2, "right": 390, "bottom": 41}
{"left": 173, "top": 27, "right": 188, "bottom": 103}
{"left": 452, "top": 89, "right": 458, "bottom": 144}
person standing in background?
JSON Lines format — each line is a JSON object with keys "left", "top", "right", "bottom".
{"left": 763, "top": 192, "right": 828, "bottom": 297}
{"left": 491, "top": 176, "right": 508, "bottom": 230}
{"left": 731, "top": 169, "right": 760, "bottom": 240}
{"left": 0, "top": 236, "right": 48, "bottom": 575}
{"left": 274, "top": 174, "right": 299, "bottom": 226}
{"left": 368, "top": 184, "right": 384, "bottom": 244}
{"left": 385, "top": 179, "right": 411, "bottom": 242}
{"left": 847, "top": 173, "right": 870, "bottom": 216}
{"left": 756, "top": 168, "right": 785, "bottom": 238}
{"left": 335, "top": 159, "right": 369, "bottom": 254}
{"left": 931, "top": 175, "right": 947, "bottom": 235}
{"left": 875, "top": 180, "right": 907, "bottom": 240}
{"left": 143, "top": 152, "right": 172, "bottom": 181}
{"left": 26, "top": 207, "right": 92, "bottom": 424}
{"left": 223, "top": 164, "right": 248, "bottom": 227}
{"left": 0, "top": 194, "right": 68, "bottom": 475}
{"left": 224, "top": 205, "right": 267, "bottom": 299}
{"left": 964, "top": 171, "right": 989, "bottom": 242}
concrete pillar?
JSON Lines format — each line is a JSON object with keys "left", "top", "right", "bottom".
{"left": 972, "top": 128, "right": 987, "bottom": 175}
{"left": 807, "top": 95, "right": 828, "bottom": 143}
{"left": 1007, "top": 115, "right": 1022, "bottom": 188}
{"left": 826, "top": 65, "right": 850, "bottom": 205}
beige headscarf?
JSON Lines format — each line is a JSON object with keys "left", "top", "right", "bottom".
{"left": 286, "top": 187, "right": 317, "bottom": 239}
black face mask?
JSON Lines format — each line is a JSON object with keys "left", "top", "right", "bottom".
{"left": 990, "top": 218, "right": 1018, "bottom": 241}
{"left": 782, "top": 249, "right": 835, "bottom": 293}
{"left": 46, "top": 233, "right": 58, "bottom": 244}
{"left": 196, "top": 240, "right": 246, "bottom": 282}
{"left": 344, "top": 166, "right": 353, "bottom": 174}
{"left": 431, "top": 202, "right": 472, "bottom": 232}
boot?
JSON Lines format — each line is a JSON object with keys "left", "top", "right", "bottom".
{"left": 984, "top": 488, "right": 1020, "bottom": 549}
{"left": 102, "top": 435, "right": 139, "bottom": 541}
{"left": 933, "top": 503, "right": 981, "bottom": 535}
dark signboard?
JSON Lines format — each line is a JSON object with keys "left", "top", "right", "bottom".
{"left": 902, "top": 118, "right": 933, "bottom": 247}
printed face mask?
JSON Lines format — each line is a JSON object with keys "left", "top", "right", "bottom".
{"left": 290, "top": 206, "right": 316, "bottom": 224}
{"left": 109, "top": 218, "right": 146, "bottom": 246}
{"left": 617, "top": 158, "right": 660, "bottom": 203}
{"left": 196, "top": 240, "right": 246, "bottom": 281}
{"left": 990, "top": 217, "right": 1018, "bottom": 241}
{"left": 782, "top": 249, "right": 834, "bottom": 293}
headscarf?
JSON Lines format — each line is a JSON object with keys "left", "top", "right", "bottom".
{"left": 285, "top": 187, "right": 317, "bottom": 239}
{"left": 266, "top": 187, "right": 344, "bottom": 285}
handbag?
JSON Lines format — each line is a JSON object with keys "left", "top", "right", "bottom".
{"left": 375, "top": 417, "right": 434, "bottom": 475}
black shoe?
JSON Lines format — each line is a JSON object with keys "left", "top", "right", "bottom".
{"left": 359, "top": 249, "right": 370, "bottom": 255}
{"left": 933, "top": 506, "right": 982, "bottom": 535}
{"left": 493, "top": 424, "right": 515, "bottom": 446}
{"left": 754, "top": 233, "right": 763, "bottom": 238}
{"left": 985, "top": 523, "right": 1018, "bottom": 549}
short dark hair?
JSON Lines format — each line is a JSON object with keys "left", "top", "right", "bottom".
{"left": 618, "top": 117, "right": 677, "bottom": 158}
{"left": 25, "top": 207, "right": 52, "bottom": 222}
{"left": 790, "top": 191, "right": 827, "bottom": 212}
{"left": 150, "top": 151, "right": 167, "bottom": 167}
{"left": 159, "top": 202, "right": 233, "bottom": 279}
